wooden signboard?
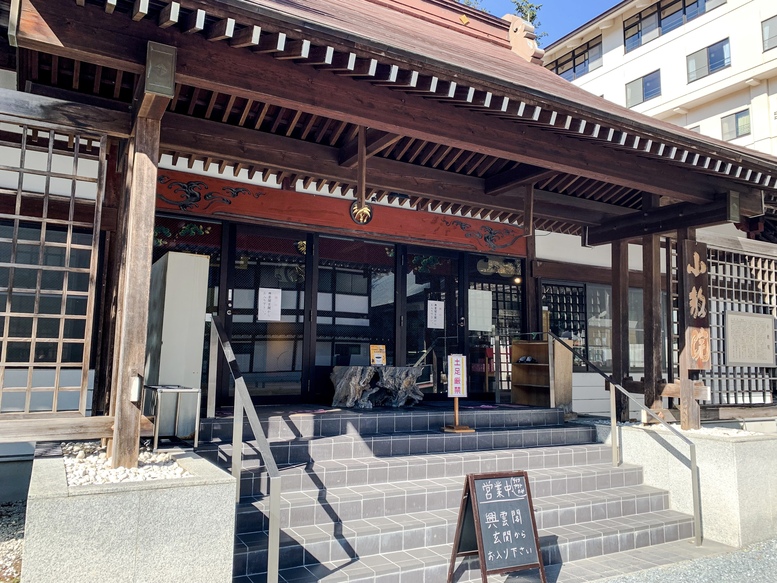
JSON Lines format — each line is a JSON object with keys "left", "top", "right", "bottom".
{"left": 681, "top": 240, "right": 711, "bottom": 371}
{"left": 448, "top": 471, "right": 546, "bottom": 583}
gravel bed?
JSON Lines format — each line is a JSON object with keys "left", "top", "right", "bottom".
{"left": 599, "top": 538, "right": 777, "bottom": 583}
{"left": 62, "top": 441, "right": 191, "bottom": 486}
{"left": 0, "top": 501, "right": 24, "bottom": 583}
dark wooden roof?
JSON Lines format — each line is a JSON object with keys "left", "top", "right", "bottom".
{"left": 8, "top": 0, "right": 777, "bottom": 238}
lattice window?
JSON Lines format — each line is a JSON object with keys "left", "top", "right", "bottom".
{"left": 0, "top": 122, "right": 105, "bottom": 414}
{"left": 542, "top": 283, "right": 587, "bottom": 369}
{"left": 669, "top": 242, "right": 776, "bottom": 405}
{"left": 704, "top": 248, "right": 776, "bottom": 405}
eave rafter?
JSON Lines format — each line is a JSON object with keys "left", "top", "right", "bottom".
{"left": 16, "top": 0, "right": 771, "bottom": 201}
{"left": 11, "top": 0, "right": 777, "bottom": 238}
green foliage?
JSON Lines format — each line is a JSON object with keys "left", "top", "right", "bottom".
{"left": 458, "top": 0, "right": 485, "bottom": 9}
{"left": 511, "top": 0, "right": 547, "bottom": 45}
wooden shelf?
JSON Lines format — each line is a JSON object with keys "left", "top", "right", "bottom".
{"left": 511, "top": 339, "right": 572, "bottom": 409}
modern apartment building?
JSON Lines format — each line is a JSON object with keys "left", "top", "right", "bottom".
{"left": 537, "top": 0, "right": 777, "bottom": 412}
{"left": 544, "top": 0, "right": 777, "bottom": 155}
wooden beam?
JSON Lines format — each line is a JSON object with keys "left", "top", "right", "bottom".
{"left": 0, "top": 415, "right": 153, "bottom": 443}
{"left": 642, "top": 196, "right": 662, "bottom": 417}
{"left": 182, "top": 9, "right": 205, "bottom": 34}
{"left": 207, "top": 18, "right": 235, "bottom": 42}
{"left": 586, "top": 191, "right": 757, "bottom": 245}
{"left": 612, "top": 240, "right": 630, "bottom": 422}
{"left": 0, "top": 87, "right": 130, "bottom": 137}
{"left": 485, "top": 165, "right": 558, "bottom": 196}
{"left": 110, "top": 115, "right": 160, "bottom": 468}
{"left": 132, "top": 0, "right": 148, "bottom": 21}
{"left": 523, "top": 184, "right": 534, "bottom": 237}
{"left": 230, "top": 25, "right": 261, "bottom": 49}
{"left": 159, "top": 114, "right": 629, "bottom": 224}
{"left": 133, "top": 42, "right": 175, "bottom": 121}
{"left": 339, "top": 128, "right": 402, "bottom": 168}
{"left": 254, "top": 32, "right": 286, "bottom": 54}
{"left": 14, "top": 0, "right": 746, "bottom": 204}
{"left": 676, "top": 228, "right": 702, "bottom": 430}
{"left": 158, "top": 2, "right": 179, "bottom": 28}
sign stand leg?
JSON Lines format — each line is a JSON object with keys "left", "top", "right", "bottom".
{"left": 443, "top": 397, "right": 474, "bottom": 433}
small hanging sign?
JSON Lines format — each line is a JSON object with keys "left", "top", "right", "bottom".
{"left": 427, "top": 300, "right": 445, "bottom": 330}
{"left": 257, "top": 288, "right": 282, "bottom": 321}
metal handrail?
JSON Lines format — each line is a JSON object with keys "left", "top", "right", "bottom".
{"left": 209, "top": 315, "right": 281, "bottom": 583}
{"left": 545, "top": 331, "right": 702, "bottom": 547}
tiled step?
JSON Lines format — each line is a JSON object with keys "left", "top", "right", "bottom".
{"left": 234, "top": 440, "right": 606, "bottom": 498}
{"left": 237, "top": 483, "right": 668, "bottom": 535}
{"left": 233, "top": 481, "right": 673, "bottom": 573}
{"left": 200, "top": 406, "right": 565, "bottom": 443}
{"left": 235, "top": 508, "right": 694, "bottom": 582}
{"left": 197, "top": 428, "right": 599, "bottom": 497}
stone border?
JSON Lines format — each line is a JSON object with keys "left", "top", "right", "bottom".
{"left": 595, "top": 423, "right": 777, "bottom": 548}
{"left": 22, "top": 452, "right": 235, "bottom": 583}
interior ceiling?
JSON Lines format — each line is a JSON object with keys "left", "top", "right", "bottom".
{"left": 8, "top": 0, "right": 777, "bottom": 239}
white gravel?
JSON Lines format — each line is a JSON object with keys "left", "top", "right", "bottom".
{"left": 0, "top": 501, "right": 24, "bottom": 583}
{"left": 62, "top": 441, "right": 191, "bottom": 486}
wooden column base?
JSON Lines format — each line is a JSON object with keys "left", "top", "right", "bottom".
{"left": 441, "top": 425, "right": 475, "bottom": 433}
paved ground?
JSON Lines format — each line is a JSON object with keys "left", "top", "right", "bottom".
{"left": 498, "top": 537, "right": 777, "bottom": 583}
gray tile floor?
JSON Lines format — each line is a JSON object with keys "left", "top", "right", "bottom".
{"left": 491, "top": 539, "right": 732, "bottom": 582}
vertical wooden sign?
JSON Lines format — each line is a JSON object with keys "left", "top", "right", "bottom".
{"left": 681, "top": 240, "right": 711, "bottom": 371}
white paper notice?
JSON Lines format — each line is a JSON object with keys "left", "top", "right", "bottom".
{"left": 257, "top": 288, "right": 282, "bottom": 321}
{"left": 468, "top": 289, "right": 492, "bottom": 332}
{"left": 427, "top": 300, "right": 445, "bottom": 329}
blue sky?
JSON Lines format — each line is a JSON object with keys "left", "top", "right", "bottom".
{"left": 478, "top": 1, "right": 620, "bottom": 46}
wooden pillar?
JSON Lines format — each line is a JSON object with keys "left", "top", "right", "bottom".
{"left": 642, "top": 195, "right": 662, "bottom": 414}
{"left": 524, "top": 233, "right": 540, "bottom": 334}
{"left": 109, "top": 42, "right": 175, "bottom": 467}
{"left": 676, "top": 228, "right": 702, "bottom": 430}
{"left": 611, "top": 240, "right": 630, "bottom": 422}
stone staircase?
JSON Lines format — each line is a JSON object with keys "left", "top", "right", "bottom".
{"left": 196, "top": 405, "right": 695, "bottom": 582}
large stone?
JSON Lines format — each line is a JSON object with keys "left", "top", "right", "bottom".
{"left": 331, "top": 366, "right": 424, "bottom": 408}
{"left": 22, "top": 452, "right": 235, "bottom": 583}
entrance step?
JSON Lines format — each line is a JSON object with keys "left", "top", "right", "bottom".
{"left": 194, "top": 405, "right": 698, "bottom": 583}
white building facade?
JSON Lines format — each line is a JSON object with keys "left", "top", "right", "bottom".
{"left": 544, "top": 0, "right": 777, "bottom": 155}
{"left": 536, "top": 0, "right": 777, "bottom": 414}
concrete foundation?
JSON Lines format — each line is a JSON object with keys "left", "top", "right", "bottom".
{"left": 596, "top": 423, "right": 777, "bottom": 548}
{"left": 0, "top": 442, "right": 33, "bottom": 503}
{"left": 21, "top": 452, "right": 235, "bottom": 583}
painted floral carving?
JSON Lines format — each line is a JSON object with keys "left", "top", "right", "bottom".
{"left": 157, "top": 175, "right": 262, "bottom": 211}
{"left": 441, "top": 219, "right": 523, "bottom": 251}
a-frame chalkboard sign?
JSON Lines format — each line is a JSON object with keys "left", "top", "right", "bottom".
{"left": 447, "top": 471, "right": 546, "bottom": 583}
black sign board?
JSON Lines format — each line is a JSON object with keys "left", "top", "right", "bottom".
{"left": 447, "top": 471, "right": 546, "bottom": 583}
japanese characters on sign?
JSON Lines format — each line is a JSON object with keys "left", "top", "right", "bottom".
{"left": 427, "top": 300, "right": 445, "bottom": 330}
{"left": 448, "top": 354, "right": 468, "bottom": 398}
{"left": 682, "top": 241, "right": 711, "bottom": 371}
{"left": 257, "top": 287, "right": 282, "bottom": 322}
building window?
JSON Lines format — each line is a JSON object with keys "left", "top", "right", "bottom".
{"left": 625, "top": 70, "right": 661, "bottom": 107}
{"left": 688, "top": 125, "right": 701, "bottom": 133}
{"left": 545, "top": 36, "right": 603, "bottom": 81}
{"left": 687, "top": 38, "right": 730, "bottom": 82}
{"left": 721, "top": 109, "right": 750, "bottom": 140}
{"left": 625, "top": 0, "right": 726, "bottom": 53}
{"left": 764, "top": 15, "right": 777, "bottom": 51}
